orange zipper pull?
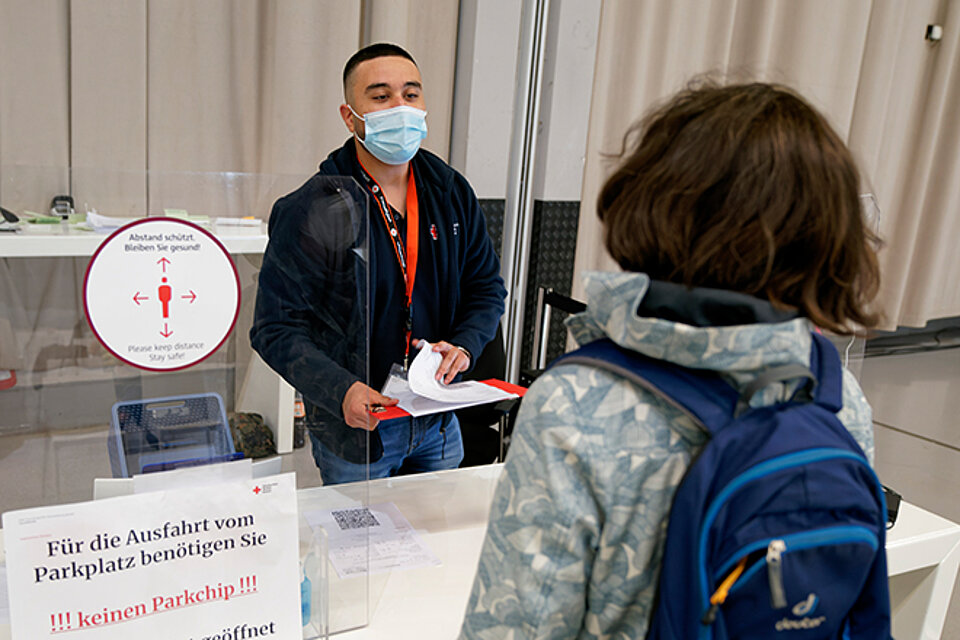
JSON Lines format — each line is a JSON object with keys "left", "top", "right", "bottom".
{"left": 701, "top": 556, "right": 749, "bottom": 625}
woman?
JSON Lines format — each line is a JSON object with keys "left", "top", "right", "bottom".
{"left": 460, "top": 82, "right": 881, "bottom": 639}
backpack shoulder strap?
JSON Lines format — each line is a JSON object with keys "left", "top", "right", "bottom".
{"left": 551, "top": 333, "right": 839, "bottom": 434}
{"left": 809, "top": 332, "right": 844, "bottom": 413}
{"left": 550, "top": 338, "right": 736, "bottom": 434}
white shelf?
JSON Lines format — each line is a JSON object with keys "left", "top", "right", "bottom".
{"left": 0, "top": 223, "right": 267, "bottom": 257}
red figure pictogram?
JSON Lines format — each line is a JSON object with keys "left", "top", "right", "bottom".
{"left": 158, "top": 277, "right": 172, "bottom": 319}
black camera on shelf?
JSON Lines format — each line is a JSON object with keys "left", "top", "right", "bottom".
{"left": 51, "top": 194, "right": 75, "bottom": 219}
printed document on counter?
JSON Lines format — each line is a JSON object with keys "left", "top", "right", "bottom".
{"left": 303, "top": 503, "right": 440, "bottom": 579}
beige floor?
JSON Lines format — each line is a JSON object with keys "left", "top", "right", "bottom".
{"left": 0, "top": 346, "right": 958, "bottom": 636}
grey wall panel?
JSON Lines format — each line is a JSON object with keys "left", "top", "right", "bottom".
{"left": 520, "top": 200, "right": 580, "bottom": 371}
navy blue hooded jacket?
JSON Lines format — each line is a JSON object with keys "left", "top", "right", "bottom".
{"left": 250, "top": 139, "right": 506, "bottom": 463}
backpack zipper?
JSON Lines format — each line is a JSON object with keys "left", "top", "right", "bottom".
{"left": 697, "top": 448, "right": 881, "bottom": 617}
{"left": 766, "top": 539, "right": 787, "bottom": 609}
{"left": 701, "top": 556, "right": 749, "bottom": 625}
{"left": 703, "top": 525, "right": 879, "bottom": 626}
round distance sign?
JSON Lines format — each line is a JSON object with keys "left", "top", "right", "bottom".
{"left": 84, "top": 218, "right": 240, "bottom": 371}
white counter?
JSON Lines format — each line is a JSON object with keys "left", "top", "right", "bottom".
{"left": 320, "top": 465, "right": 960, "bottom": 640}
{"left": 2, "top": 465, "right": 957, "bottom": 639}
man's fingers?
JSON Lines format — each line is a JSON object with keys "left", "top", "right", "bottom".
{"left": 435, "top": 348, "right": 460, "bottom": 382}
{"left": 441, "top": 350, "right": 469, "bottom": 384}
{"left": 368, "top": 390, "right": 399, "bottom": 407}
{"left": 443, "top": 354, "right": 466, "bottom": 384}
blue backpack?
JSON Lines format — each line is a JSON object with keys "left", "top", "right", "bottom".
{"left": 555, "top": 333, "right": 891, "bottom": 639}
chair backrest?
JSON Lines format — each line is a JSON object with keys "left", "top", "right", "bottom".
{"left": 522, "top": 287, "right": 586, "bottom": 386}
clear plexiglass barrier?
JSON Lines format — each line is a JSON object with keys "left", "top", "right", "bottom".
{"left": 0, "top": 166, "right": 372, "bottom": 638}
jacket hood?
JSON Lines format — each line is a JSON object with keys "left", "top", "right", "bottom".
{"left": 566, "top": 272, "right": 817, "bottom": 387}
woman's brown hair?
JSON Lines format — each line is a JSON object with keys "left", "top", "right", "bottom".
{"left": 598, "top": 82, "right": 881, "bottom": 334}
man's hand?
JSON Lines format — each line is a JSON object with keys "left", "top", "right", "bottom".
{"left": 415, "top": 339, "right": 471, "bottom": 385}
{"left": 342, "top": 381, "right": 398, "bottom": 430}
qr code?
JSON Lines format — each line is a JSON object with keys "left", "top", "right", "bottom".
{"left": 331, "top": 507, "right": 380, "bottom": 530}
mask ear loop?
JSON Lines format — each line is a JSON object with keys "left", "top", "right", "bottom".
{"left": 346, "top": 104, "right": 367, "bottom": 142}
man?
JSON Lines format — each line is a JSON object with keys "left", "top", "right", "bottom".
{"left": 251, "top": 43, "right": 506, "bottom": 485}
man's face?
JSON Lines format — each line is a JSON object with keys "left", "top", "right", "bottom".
{"left": 340, "top": 56, "right": 425, "bottom": 140}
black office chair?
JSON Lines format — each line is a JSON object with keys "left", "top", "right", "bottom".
{"left": 520, "top": 287, "right": 586, "bottom": 386}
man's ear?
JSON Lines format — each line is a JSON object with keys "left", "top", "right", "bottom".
{"left": 339, "top": 104, "right": 356, "bottom": 134}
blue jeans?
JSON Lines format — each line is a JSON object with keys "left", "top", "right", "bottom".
{"left": 309, "top": 412, "right": 464, "bottom": 485}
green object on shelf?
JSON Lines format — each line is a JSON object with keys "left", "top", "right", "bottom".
{"left": 22, "top": 210, "right": 60, "bottom": 224}
{"left": 163, "top": 208, "right": 210, "bottom": 224}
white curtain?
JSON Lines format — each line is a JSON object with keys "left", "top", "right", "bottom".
{"left": 575, "top": 0, "right": 959, "bottom": 330}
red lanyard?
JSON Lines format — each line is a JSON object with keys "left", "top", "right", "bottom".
{"left": 357, "top": 160, "right": 419, "bottom": 369}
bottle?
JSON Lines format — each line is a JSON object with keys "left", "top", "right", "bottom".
{"left": 293, "top": 390, "right": 306, "bottom": 449}
{"left": 300, "top": 559, "right": 312, "bottom": 626}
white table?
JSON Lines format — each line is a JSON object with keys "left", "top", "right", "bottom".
{"left": 296, "top": 465, "right": 502, "bottom": 638}
{"left": 2, "top": 465, "right": 958, "bottom": 639}
{"left": 887, "top": 501, "right": 960, "bottom": 639}
{"left": 307, "top": 465, "right": 960, "bottom": 639}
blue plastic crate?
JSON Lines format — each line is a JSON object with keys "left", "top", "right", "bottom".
{"left": 108, "top": 393, "right": 237, "bottom": 478}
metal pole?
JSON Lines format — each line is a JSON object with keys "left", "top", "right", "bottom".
{"left": 501, "top": 0, "right": 549, "bottom": 384}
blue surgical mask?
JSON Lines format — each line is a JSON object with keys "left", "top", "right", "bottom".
{"left": 349, "top": 105, "right": 428, "bottom": 165}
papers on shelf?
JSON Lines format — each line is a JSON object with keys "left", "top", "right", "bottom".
{"left": 303, "top": 502, "right": 440, "bottom": 579}
{"left": 380, "top": 341, "right": 518, "bottom": 417}
{"left": 84, "top": 209, "right": 138, "bottom": 231}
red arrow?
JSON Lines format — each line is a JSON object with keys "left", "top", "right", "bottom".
{"left": 160, "top": 323, "right": 173, "bottom": 338}
{"left": 133, "top": 292, "right": 149, "bottom": 305}
{"left": 157, "top": 257, "right": 171, "bottom": 272}
{"left": 180, "top": 290, "right": 197, "bottom": 303}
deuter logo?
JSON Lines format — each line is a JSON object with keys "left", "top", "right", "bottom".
{"left": 775, "top": 594, "right": 825, "bottom": 631}
{"left": 775, "top": 616, "right": 826, "bottom": 631}
{"left": 792, "top": 593, "right": 818, "bottom": 616}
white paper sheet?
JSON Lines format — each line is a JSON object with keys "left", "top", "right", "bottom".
{"left": 379, "top": 342, "right": 516, "bottom": 417}
{"left": 3, "top": 474, "right": 301, "bottom": 639}
{"left": 303, "top": 502, "right": 440, "bottom": 579}
{"left": 132, "top": 458, "right": 252, "bottom": 493}
{"left": 83, "top": 210, "right": 138, "bottom": 232}
{"left": 407, "top": 342, "right": 512, "bottom": 403}
{"left": 381, "top": 373, "right": 516, "bottom": 417}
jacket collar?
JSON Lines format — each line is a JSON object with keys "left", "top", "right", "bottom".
{"left": 566, "top": 272, "right": 815, "bottom": 377}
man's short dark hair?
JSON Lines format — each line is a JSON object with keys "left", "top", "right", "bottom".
{"left": 343, "top": 43, "right": 418, "bottom": 93}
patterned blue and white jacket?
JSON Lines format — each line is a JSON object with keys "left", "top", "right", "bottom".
{"left": 460, "top": 271, "right": 874, "bottom": 639}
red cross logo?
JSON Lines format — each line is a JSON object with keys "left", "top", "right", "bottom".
{"left": 252, "top": 486, "right": 262, "bottom": 495}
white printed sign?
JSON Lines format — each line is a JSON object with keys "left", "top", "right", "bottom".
{"left": 2, "top": 474, "right": 301, "bottom": 639}
{"left": 84, "top": 218, "right": 240, "bottom": 371}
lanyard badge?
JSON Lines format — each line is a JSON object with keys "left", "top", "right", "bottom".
{"left": 357, "top": 161, "right": 419, "bottom": 370}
